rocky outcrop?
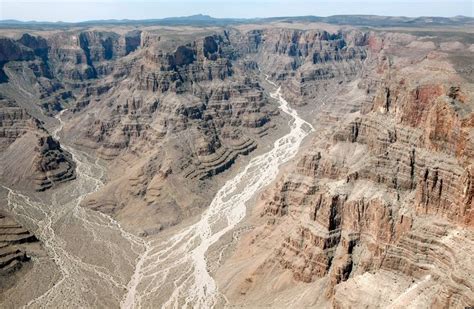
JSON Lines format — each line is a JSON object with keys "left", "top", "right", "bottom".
{"left": 0, "top": 96, "right": 76, "bottom": 191}
{"left": 135, "top": 35, "right": 234, "bottom": 93}
{"left": 264, "top": 90, "right": 473, "bottom": 303}
{"left": 1, "top": 130, "right": 76, "bottom": 192}
{"left": 33, "top": 135, "right": 76, "bottom": 191}
{"left": 0, "top": 38, "right": 35, "bottom": 82}
{"left": 0, "top": 211, "right": 39, "bottom": 291}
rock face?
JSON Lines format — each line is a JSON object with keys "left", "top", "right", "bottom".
{"left": 0, "top": 96, "right": 41, "bottom": 150}
{"left": 239, "top": 28, "right": 368, "bottom": 105}
{"left": 59, "top": 30, "right": 279, "bottom": 232}
{"left": 0, "top": 211, "right": 40, "bottom": 292}
{"left": 0, "top": 27, "right": 277, "bottom": 231}
{"left": 45, "top": 30, "right": 141, "bottom": 80}
{"left": 0, "top": 30, "right": 141, "bottom": 115}
{"left": 215, "top": 27, "right": 474, "bottom": 308}
{"left": 0, "top": 96, "right": 76, "bottom": 191}
{"left": 0, "top": 21, "right": 473, "bottom": 308}
{"left": 0, "top": 27, "right": 282, "bottom": 232}
{"left": 32, "top": 135, "right": 76, "bottom": 191}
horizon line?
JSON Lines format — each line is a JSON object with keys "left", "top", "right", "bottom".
{"left": 1, "top": 13, "right": 473, "bottom": 24}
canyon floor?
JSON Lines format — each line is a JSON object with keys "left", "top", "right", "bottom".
{"left": 0, "top": 15, "right": 473, "bottom": 308}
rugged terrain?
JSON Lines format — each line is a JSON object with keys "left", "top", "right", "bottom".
{"left": 215, "top": 23, "right": 474, "bottom": 308}
{"left": 0, "top": 16, "right": 472, "bottom": 308}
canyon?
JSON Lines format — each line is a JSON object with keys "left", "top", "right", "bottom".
{"left": 0, "top": 15, "right": 473, "bottom": 308}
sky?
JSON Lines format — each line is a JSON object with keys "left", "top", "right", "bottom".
{"left": 1, "top": 0, "right": 473, "bottom": 22}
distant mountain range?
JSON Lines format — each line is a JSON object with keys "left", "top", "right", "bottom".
{"left": 0, "top": 14, "right": 473, "bottom": 28}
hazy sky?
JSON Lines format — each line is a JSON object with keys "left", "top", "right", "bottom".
{"left": 1, "top": 0, "right": 473, "bottom": 22}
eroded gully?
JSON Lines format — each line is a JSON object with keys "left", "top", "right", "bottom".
{"left": 2, "top": 110, "right": 145, "bottom": 307}
{"left": 120, "top": 77, "right": 314, "bottom": 308}
{"left": 2, "top": 77, "right": 313, "bottom": 308}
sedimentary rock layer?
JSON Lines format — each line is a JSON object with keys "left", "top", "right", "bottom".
{"left": 0, "top": 211, "right": 39, "bottom": 292}
{"left": 216, "top": 26, "right": 474, "bottom": 308}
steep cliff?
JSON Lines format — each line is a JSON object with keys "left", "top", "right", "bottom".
{"left": 54, "top": 30, "right": 280, "bottom": 232}
{"left": 237, "top": 28, "right": 368, "bottom": 105}
{"left": 216, "top": 28, "right": 474, "bottom": 308}
{"left": 0, "top": 22, "right": 472, "bottom": 308}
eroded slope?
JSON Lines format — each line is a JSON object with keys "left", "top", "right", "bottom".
{"left": 215, "top": 27, "right": 474, "bottom": 309}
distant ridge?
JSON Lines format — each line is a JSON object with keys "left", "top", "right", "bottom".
{"left": 0, "top": 14, "right": 472, "bottom": 28}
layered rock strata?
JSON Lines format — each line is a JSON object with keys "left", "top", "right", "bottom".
{"left": 0, "top": 22, "right": 473, "bottom": 307}
{"left": 0, "top": 211, "right": 40, "bottom": 291}
{"left": 60, "top": 31, "right": 279, "bottom": 232}
{"left": 0, "top": 96, "right": 75, "bottom": 191}
{"left": 216, "top": 28, "right": 474, "bottom": 308}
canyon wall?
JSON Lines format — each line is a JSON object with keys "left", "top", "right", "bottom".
{"left": 0, "top": 22, "right": 472, "bottom": 308}
{"left": 0, "top": 28, "right": 281, "bottom": 233}
{"left": 216, "top": 27, "right": 474, "bottom": 308}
